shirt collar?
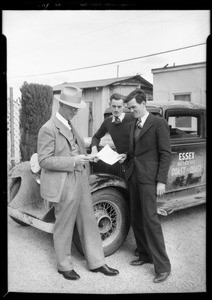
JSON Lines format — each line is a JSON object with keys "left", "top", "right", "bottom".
{"left": 56, "top": 112, "right": 71, "bottom": 130}
{"left": 138, "top": 112, "right": 149, "bottom": 125}
{"left": 112, "top": 112, "right": 125, "bottom": 122}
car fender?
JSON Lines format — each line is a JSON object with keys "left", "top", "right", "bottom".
{"left": 8, "top": 162, "right": 40, "bottom": 204}
{"left": 89, "top": 172, "right": 128, "bottom": 196}
{"left": 88, "top": 173, "right": 169, "bottom": 216}
{"left": 8, "top": 162, "right": 53, "bottom": 229}
{"left": 88, "top": 172, "right": 175, "bottom": 216}
{"left": 8, "top": 161, "right": 31, "bottom": 180}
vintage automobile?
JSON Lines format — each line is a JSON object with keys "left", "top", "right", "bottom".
{"left": 8, "top": 100, "right": 206, "bottom": 257}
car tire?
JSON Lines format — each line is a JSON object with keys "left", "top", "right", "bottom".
{"left": 73, "top": 187, "right": 130, "bottom": 257}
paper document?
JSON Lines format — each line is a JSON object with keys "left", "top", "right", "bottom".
{"left": 96, "top": 144, "right": 122, "bottom": 165}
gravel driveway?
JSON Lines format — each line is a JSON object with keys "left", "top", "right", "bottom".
{"left": 7, "top": 204, "right": 206, "bottom": 294}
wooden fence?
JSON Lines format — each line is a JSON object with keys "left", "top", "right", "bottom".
{"left": 7, "top": 87, "right": 21, "bottom": 169}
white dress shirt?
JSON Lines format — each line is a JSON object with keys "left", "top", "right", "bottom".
{"left": 56, "top": 112, "right": 72, "bottom": 130}
{"left": 112, "top": 112, "right": 125, "bottom": 123}
{"left": 137, "top": 112, "right": 149, "bottom": 127}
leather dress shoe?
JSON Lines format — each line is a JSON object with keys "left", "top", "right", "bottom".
{"left": 58, "top": 269, "right": 80, "bottom": 280}
{"left": 90, "top": 264, "right": 119, "bottom": 276}
{"left": 154, "top": 271, "right": 170, "bottom": 283}
{"left": 130, "top": 258, "right": 153, "bottom": 266}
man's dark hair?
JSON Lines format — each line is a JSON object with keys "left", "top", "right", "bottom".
{"left": 110, "top": 93, "right": 126, "bottom": 101}
{"left": 124, "top": 89, "right": 146, "bottom": 104}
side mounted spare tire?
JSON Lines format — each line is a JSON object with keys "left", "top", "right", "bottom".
{"left": 73, "top": 187, "right": 130, "bottom": 257}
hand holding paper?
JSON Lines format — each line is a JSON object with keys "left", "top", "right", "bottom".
{"left": 95, "top": 144, "right": 122, "bottom": 165}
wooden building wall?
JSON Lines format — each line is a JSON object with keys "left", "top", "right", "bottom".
{"left": 52, "top": 81, "right": 152, "bottom": 138}
{"left": 152, "top": 63, "right": 206, "bottom": 105}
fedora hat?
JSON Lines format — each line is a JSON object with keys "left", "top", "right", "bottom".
{"left": 54, "top": 85, "right": 86, "bottom": 108}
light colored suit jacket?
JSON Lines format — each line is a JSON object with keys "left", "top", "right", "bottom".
{"left": 37, "top": 115, "right": 89, "bottom": 203}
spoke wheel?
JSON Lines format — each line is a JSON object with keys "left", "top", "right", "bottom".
{"left": 73, "top": 188, "right": 130, "bottom": 257}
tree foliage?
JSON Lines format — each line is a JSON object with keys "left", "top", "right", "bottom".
{"left": 20, "top": 82, "right": 53, "bottom": 161}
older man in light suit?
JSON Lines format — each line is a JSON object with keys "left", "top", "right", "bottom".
{"left": 37, "top": 86, "right": 119, "bottom": 280}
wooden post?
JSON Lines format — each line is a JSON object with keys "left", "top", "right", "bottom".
{"left": 88, "top": 102, "right": 93, "bottom": 137}
{"left": 117, "top": 65, "right": 119, "bottom": 78}
{"left": 9, "top": 87, "right": 15, "bottom": 167}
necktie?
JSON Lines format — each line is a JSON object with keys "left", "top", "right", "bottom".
{"left": 68, "top": 119, "right": 72, "bottom": 127}
{"left": 114, "top": 116, "right": 121, "bottom": 124}
{"left": 68, "top": 119, "right": 77, "bottom": 144}
{"left": 137, "top": 118, "right": 143, "bottom": 128}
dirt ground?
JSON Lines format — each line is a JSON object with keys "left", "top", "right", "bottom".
{"left": 7, "top": 204, "right": 206, "bottom": 294}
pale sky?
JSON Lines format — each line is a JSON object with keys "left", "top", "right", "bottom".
{"left": 3, "top": 10, "right": 210, "bottom": 99}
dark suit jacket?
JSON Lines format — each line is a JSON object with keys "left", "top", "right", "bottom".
{"left": 125, "top": 113, "right": 171, "bottom": 184}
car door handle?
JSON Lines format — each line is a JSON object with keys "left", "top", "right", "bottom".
{"left": 171, "top": 151, "right": 177, "bottom": 154}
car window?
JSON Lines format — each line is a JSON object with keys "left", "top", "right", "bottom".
{"left": 168, "top": 115, "right": 199, "bottom": 139}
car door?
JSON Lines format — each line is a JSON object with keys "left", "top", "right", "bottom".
{"left": 165, "top": 108, "right": 206, "bottom": 197}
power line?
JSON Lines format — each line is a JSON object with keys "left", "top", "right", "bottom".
{"left": 21, "top": 11, "right": 157, "bottom": 56}
{"left": 8, "top": 42, "right": 206, "bottom": 78}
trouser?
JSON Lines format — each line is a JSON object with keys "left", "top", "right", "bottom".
{"left": 53, "top": 169, "right": 105, "bottom": 272}
{"left": 129, "top": 171, "right": 171, "bottom": 274}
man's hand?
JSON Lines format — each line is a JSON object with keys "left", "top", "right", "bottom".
{"left": 87, "top": 153, "right": 99, "bottom": 162}
{"left": 91, "top": 146, "right": 99, "bottom": 163}
{"left": 118, "top": 153, "right": 127, "bottom": 164}
{"left": 74, "top": 155, "right": 91, "bottom": 166}
{"left": 156, "top": 182, "right": 166, "bottom": 197}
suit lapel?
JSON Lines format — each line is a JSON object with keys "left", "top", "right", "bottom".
{"left": 53, "top": 115, "right": 72, "bottom": 142}
{"left": 53, "top": 116, "right": 87, "bottom": 155}
{"left": 129, "top": 120, "right": 137, "bottom": 151}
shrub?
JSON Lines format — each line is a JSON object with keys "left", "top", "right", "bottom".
{"left": 20, "top": 82, "right": 53, "bottom": 161}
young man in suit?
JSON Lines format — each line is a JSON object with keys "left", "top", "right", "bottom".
{"left": 90, "top": 93, "right": 135, "bottom": 155}
{"left": 119, "top": 89, "right": 171, "bottom": 283}
{"left": 37, "top": 86, "right": 119, "bottom": 280}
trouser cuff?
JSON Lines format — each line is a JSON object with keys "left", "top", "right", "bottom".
{"left": 87, "top": 258, "right": 106, "bottom": 270}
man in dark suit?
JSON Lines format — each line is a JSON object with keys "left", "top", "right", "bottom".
{"left": 119, "top": 89, "right": 171, "bottom": 283}
{"left": 90, "top": 93, "right": 135, "bottom": 155}
{"left": 37, "top": 85, "right": 119, "bottom": 280}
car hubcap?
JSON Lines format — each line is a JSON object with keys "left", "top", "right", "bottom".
{"left": 94, "top": 202, "right": 118, "bottom": 242}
